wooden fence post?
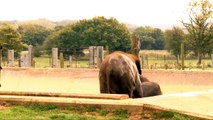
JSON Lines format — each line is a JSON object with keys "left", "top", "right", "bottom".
{"left": 163, "top": 55, "right": 166, "bottom": 65}
{"left": 69, "top": 56, "right": 72, "bottom": 68}
{"left": 52, "top": 48, "right": 58, "bottom": 68}
{"left": 60, "top": 52, "right": 64, "bottom": 68}
{"left": 181, "top": 43, "right": 184, "bottom": 70}
{"left": 211, "top": 54, "right": 213, "bottom": 68}
{"left": 7, "top": 50, "right": 14, "bottom": 67}
{"left": 89, "top": 46, "right": 103, "bottom": 68}
{"left": 146, "top": 55, "right": 149, "bottom": 69}
{"left": 177, "top": 54, "right": 180, "bottom": 64}
{"left": 28, "top": 45, "right": 33, "bottom": 67}
{"left": 141, "top": 55, "right": 145, "bottom": 69}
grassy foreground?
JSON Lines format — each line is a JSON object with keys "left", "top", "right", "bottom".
{"left": 0, "top": 103, "right": 192, "bottom": 120}
{"left": 0, "top": 104, "right": 127, "bottom": 120}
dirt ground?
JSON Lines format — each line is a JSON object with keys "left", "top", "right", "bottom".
{"left": 0, "top": 68, "right": 213, "bottom": 95}
{"left": 0, "top": 68, "right": 213, "bottom": 119}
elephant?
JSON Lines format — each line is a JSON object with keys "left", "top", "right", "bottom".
{"left": 99, "top": 51, "right": 143, "bottom": 98}
{"left": 140, "top": 76, "right": 162, "bottom": 97}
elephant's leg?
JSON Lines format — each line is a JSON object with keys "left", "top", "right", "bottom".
{"left": 99, "top": 74, "right": 108, "bottom": 93}
{"left": 133, "top": 86, "right": 143, "bottom": 98}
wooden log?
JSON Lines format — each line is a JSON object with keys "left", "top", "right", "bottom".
{"left": 0, "top": 95, "right": 142, "bottom": 113}
{"left": 0, "top": 91, "right": 129, "bottom": 100}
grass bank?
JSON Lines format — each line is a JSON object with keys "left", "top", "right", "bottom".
{"left": 0, "top": 103, "right": 192, "bottom": 120}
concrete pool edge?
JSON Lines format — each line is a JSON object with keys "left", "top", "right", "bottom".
{"left": 1, "top": 68, "right": 213, "bottom": 119}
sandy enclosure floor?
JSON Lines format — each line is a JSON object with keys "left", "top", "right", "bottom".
{"left": 0, "top": 68, "right": 100, "bottom": 94}
{"left": 0, "top": 68, "right": 213, "bottom": 95}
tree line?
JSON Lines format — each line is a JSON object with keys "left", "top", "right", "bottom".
{"left": 0, "top": 0, "right": 212, "bottom": 65}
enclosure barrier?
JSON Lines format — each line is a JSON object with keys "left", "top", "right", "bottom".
{"left": 4, "top": 46, "right": 213, "bottom": 69}
{"left": 0, "top": 92, "right": 211, "bottom": 119}
{"left": 0, "top": 91, "right": 129, "bottom": 100}
{"left": 89, "top": 46, "right": 104, "bottom": 68}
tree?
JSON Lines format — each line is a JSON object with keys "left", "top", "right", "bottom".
{"left": 18, "top": 24, "right": 52, "bottom": 46}
{"left": 206, "top": 23, "right": 213, "bottom": 55}
{"left": 164, "top": 27, "right": 186, "bottom": 59}
{"left": 42, "top": 26, "right": 64, "bottom": 54}
{"left": 0, "top": 23, "right": 26, "bottom": 53}
{"left": 182, "top": 0, "right": 213, "bottom": 65}
{"left": 133, "top": 26, "right": 164, "bottom": 50}
{"left": 73, "top": 16, "right": 131, "bottom": 52}
{"left": 43, "top": 16, "right": 131, "bottom": 55}
{"left": 17, "top": 24, "right": 52, "bottom": 57}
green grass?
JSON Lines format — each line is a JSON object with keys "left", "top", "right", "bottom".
{"left": 139, "top": 51, "right": 213, "bottom": 70}
{"left": 153, "top": 111, "right": 192, "bottom": 120}
{"left": 113, "top": 109, "right": 128, "bottom": 118}
{"left": 0, "top": 104, "right": 195, "bottom": 120}
{"left": 34, "top": 57, "right": 51, "bottom": 68}
{"left": 0, "top": 104, "right": 129, "bottom": 120}
{"left": 32, "top": 56, "right": 213, "bottom": 70}
{"left": 142, "top": 57, "right": 213, "bottom": 70}
{"left": 33, "top": 57, "right": 90, "bottom": 68}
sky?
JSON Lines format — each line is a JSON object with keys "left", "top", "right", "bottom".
{"left": 0, "top": 0, "right": 212, "bottom": 28}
